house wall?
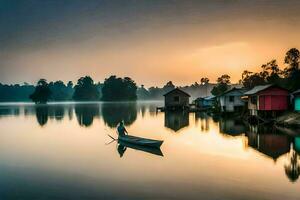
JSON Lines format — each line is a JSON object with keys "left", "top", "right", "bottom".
{"left": 248, "top": 97, "right": 258, "bottom": 110}
{"left": 203, "top": 100, "right": 214, "bottom": 107}
{"left": 165, "top": 91, "right": 189, "bottom": 108}
{"left": 220, "top": 90, "right": 245, "bottom": 112}
{"left": 258, "top": 95, "right": 288, "bottom": 111}
{"left": 247, "top": 87, "right": 289, "bottom": 112}
{"left": 257, "top": 87, "right": 289, "bottom": 111}
{"left": 295, "top": 96, "right": 300, "bottom": 111}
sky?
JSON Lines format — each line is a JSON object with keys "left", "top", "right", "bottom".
{"left": 1, "top": 0, "right": 300, "bottom": 87}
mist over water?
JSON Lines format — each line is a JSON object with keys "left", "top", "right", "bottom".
{"left": 0, "top": 101, "right": 300, "bottom": 200}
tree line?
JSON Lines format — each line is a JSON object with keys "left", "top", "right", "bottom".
{"left": 28, "top": 75, "right": 137, "bottom": 103}
{"left": 0, "top": 47, "right": 299, "bottom": 103}
{"left": 211, "top": 48, "right": 300, "bottom": 96}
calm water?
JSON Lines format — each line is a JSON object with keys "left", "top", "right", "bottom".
{"left": 0, "top": 102, "right": 300, "bottom": 200}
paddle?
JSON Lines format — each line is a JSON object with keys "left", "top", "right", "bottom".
{"left": 108, "top": 134, "right": 117, "bottom": 140}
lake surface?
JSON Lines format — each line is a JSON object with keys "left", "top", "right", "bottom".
{"left": 0, "top": 102, "right": 300, "bottom": 200}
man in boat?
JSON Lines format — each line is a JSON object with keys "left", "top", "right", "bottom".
{"left": 117, "top": 121, "right": 128, "bottom": 137}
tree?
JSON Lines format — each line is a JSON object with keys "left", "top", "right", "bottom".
{"left": 284, "top": 48, "right": 300, "bottom": 75}
{"left": 217, "top": 74, "right": 231, "bottom": 84}
{"left": 67, "top": 81, "right": 73, "bottom": 88}
{"left": 73, "top": 76, "right": 100, "bottom": 101}
{"left": 242, "top": 72, "right": 266, "bottom": 89}
{"left": 264, "top": 60, "right": 283, "bottom": 84}
{"left": 49, "top": 81, "right": 73, "bottom": 101}
{"left": 101, "top": 75, "right": 137, "bottom": 101}
{"left": 211, "top": 74, "right": 231, "bottom": 96}
{"left": 200, "top": 77, "right": 210, "bottom": 85}
{"left": 137, "top": 85, "right": 150, "bottom": 100}
{"left": 0, "top": 82, "right": 35, "bottom": 102}
{"left": 29, "top": 79, "right": 52, "bottom": 104}
{"left": 283, "top": 48, "right": 300, "bottom": 90}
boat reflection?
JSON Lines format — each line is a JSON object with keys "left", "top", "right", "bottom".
{"left": 117, "top": 140, "right": 163, "bottom": 157}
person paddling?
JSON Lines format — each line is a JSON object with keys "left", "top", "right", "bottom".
{"left": 117, "top": 121, "right": 128, "bottom": 137}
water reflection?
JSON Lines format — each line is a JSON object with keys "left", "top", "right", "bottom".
{"left": 195, "top": 112, "right": 210, "bottom": 131}
{"left": 1, "top": 102, "right": 300, "bottom": 198}
{"left": 219, "top": 117, "right": 246, "bottom": 136}
{"left": 50, "top": 105, "right": 65, "bottom": 121}
{"left": 164, "top": 111, "right": 189, "bottom": 132}
{"left": 246, "top": 125, "right": 291, "bottom": 161}
{"left": 0, "top": 106, "right": 20, "bottom": 117}
{"left": 285, "top": 149, "right": 300, "bottom": 182}
{"left": 35, "top": 106, "right": 49, "bottom": 126}
{"left": 102, "top": 102, "right": 137, "bottom": 128}
{"left": 75, "top": 104, "right": 100, "bottom": 127}
{"left": 117, "top": 140, "right": 163, "bottom": 157}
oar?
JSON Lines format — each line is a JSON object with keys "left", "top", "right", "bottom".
{"left": 105, "top": 139, "right": 116, "bottom": 145}
{"left": 108, "top": 134, "right": 117, "bottom": 140}
{"left": 105, "top": 134, "right": 118, "bottom": 145}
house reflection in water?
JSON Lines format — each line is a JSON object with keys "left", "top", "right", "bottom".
{"left": 246, "top": 125, "right": 291, "bottom": 161}
{"left": 195, "top": 112, "right": 210, "bottom": 131}
{"left": 164, "top": 111, "right": 189, "bottom": 132}
{"left": 219, "top": 117, "right": 246, "bottom": 136}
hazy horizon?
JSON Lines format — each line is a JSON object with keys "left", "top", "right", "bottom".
{"left": 1, "top": 0, "right": 300, "bottom": 87}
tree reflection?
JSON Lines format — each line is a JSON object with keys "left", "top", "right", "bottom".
{"left": 75, "top": 104, "right": 100, "bottom": 127}
{"left": 48, "top": 105, "right": 65, "bottom": 121}
{"left": 35, "top": 106, "right": 49, "bottom": 126}
{"left": 0, "top": 107, "right": 20, "bottom": 118}
{"left": 101, "top": 103, "right": 137, "bottom": 128}
{"left": 285, "top": 149, "right": 300, "bottom": 182}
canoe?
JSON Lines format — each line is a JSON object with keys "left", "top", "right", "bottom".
{"left": 118, "top": 135, "right": 163, "bottom": 148}
{"left": 118, "top": 140, "right": 163, "bottom": 157}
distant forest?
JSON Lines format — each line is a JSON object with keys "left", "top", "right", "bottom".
{"left": 1, "top": 48, "right": 300, "bottom": 103}
{"left": 0, "top": 77, "right": 217, "bottom": 102}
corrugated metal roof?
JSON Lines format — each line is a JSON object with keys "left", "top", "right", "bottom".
{"left": 163, "top": 88, "right": 191, "bottom": 97}
{"left": 220, "top": 87, "right": 247, "bottom": 96}
{"left": 204, "top": 95, "right": 215, "bottom": 100}
{"left": 243, "top": 84, "right": 273, "bottom": 95}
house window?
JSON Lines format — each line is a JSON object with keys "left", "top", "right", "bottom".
{"left": 229, "top": 96, "right": 234, "bottom": 102}
{"left": 174, "top": 96, "right": 180, "bottom": 102}
{"left": 250, "top": 96, "right": 257, "bottom": 104}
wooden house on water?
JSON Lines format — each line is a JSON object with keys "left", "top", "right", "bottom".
{"left": 244, "top": 85, "right": 289, "bottom": 116}
{"left": 218, "top": 88, "right": 247, "bottom": 113}
{"left": 292, "top": 89, "right": 300, "bottom": 112}
{"left": 163, "top": 88, "right": 190, "bottom": 111}
{"left": 195, "top": 95, "right": 215, "bottom": 109}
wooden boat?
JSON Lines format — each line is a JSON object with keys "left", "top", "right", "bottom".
{"left": 118, "top": 135, "right": 163, "bottom": 148}
{"left": 118, "top": 140, "right": 163, "bottom": 157}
